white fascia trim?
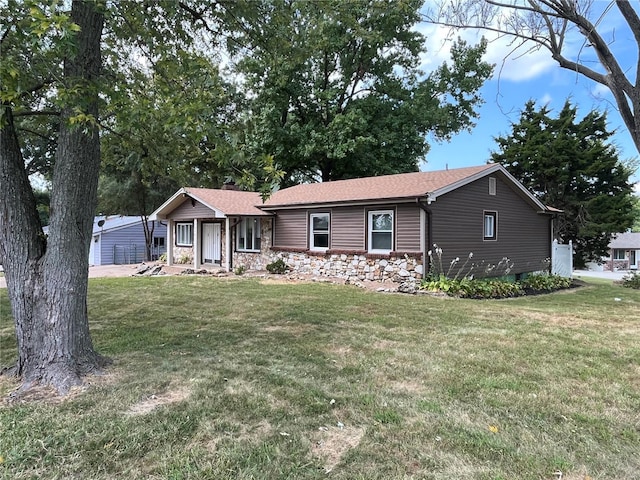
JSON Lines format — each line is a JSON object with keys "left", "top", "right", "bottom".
{"left": 149, "top": 188, "right": 188, "bottom": 220}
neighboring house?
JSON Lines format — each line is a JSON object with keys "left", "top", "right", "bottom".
{"left": 151, "top": 164, "right": 558, "bottom": 281}
{"left": 88, "top": 215, "right": 167, "bottom": 266}
{"left": 605, "top": 232, "right": 640, "bottom": 271}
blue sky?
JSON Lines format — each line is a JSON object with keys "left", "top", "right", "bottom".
{"left": 415, "top": 4, "right": 640, "bottom": 193}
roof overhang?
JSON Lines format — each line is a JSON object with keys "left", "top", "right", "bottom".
{"left": 260, "top": 197, "right": 419, "bottom": 211}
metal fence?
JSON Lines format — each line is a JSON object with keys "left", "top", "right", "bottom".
{"left": 113, "top": 244, "right": 165, "bottom": 265}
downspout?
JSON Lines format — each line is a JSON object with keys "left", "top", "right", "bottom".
{"left": 416, "top": 198, "right": 433, "bottom": 277}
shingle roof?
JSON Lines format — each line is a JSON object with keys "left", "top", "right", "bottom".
{"left": 92, "top": 215, "right": 141, "bottom": 234}
{"left": 263, "top": 164, "right": 498, "bottom": 208}
{"left": 185, "top": 188, "right": 269, "bottom": 216}
{"left": 610, "top": 232, "right": 640, "bottom": 249}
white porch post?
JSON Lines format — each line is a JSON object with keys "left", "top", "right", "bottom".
{"left": 193, "top": 219, "right": 200, "bottom": 269}
{"left": 166, "top": 219, "right": 174, "bottom": 266}
{"left": 225, "top": 217, "right": 231, "bottom": 272}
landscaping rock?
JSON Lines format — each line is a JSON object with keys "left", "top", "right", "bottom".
{"left": 134, "top": 263, "right": 150, "bottom": 275}
{"left": 397, "top": 282, "right": 417, "bottom": 294}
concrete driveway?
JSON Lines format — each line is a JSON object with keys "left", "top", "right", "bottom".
{"left": 0, "top": 264, "right": 139, "bottom": 289}
{"left": 573, "top": 269, "right": 631, "bottom": 281}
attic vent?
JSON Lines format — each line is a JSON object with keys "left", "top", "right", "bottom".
{"left": 489, "top": 177, "right": 497, "bottom": 196}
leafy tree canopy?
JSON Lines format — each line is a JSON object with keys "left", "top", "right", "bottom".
{"left": 491, "top": 100, "right": 636, "bottom": 267}
{"left": 230, "top": 0, "right": 494, "bottom": 185}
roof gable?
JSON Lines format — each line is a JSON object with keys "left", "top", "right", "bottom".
{"left": 150, "top": 187, "right": 269, "bottom": 220}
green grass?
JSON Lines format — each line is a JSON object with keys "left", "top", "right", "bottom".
{"left": 1, "top": 276, "right": 639, "bottom": 479}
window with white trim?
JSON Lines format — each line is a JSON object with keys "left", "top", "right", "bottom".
{"left": 237, "top": 217, "right": 261, "bottom": 252}
{"left": 368, "top": 210, "right": 393, "bottom": 253}
{"left": 613, "top": 249, "right": 626, "bottom": 260}
{"left": 310, "top": 213, "right": 330, "bottom": 251}
{"left": 483, "top": 211, "right": 497, "bottom": 241}
{"left": 176, "top": 223, "right": 193, "bottom": 246}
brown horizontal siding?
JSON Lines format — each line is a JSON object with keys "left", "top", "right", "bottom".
{"left": 331, "top": 206, "right": 365, "bottom": 250}
{"left": 430, "top": 173, "right": 550, "bottom": 276}
{"left": 169, "top": 199, "right": 217, "bottom": 220}
{"left": 395, "top": 204, "right": 421, "bottom": 252}
{"left": 273, "top": 209, "right": 307, "bottom": 248}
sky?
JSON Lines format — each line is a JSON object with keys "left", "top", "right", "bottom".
{"left": 414, "top": 2, "right": 640, "bottom": 193}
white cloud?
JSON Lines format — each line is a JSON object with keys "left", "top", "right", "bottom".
{"left": 417, "top": 23, "right": 557, "bottom": 82}
{"left": 539, "top": 93, "right": 553, "bottom": 106}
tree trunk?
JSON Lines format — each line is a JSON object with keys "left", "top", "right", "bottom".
{"left": 0, "top": 1, "right": 109, "bottom": 395}
{"left": 141, "top": 215, "right": 155, "bottom": 261}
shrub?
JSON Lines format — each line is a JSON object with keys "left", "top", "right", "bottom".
{"left": 158, "top": 253, "right": 167, "bottom": 263}
{"left": 419, "top": 246, "right": 573, "bottom": 299}
{"left": 456, "top": 278, "right": 523, "bottom": 299}
{"left": 421, "top": 274, "right": 462, "bottom": 294}
{"left": 266, "top": 258, "right": 288, "bottom": 274}
{"left": 419, "top": 272, "right": 572, "bottom": 299}
{"left": 521, "top": 274, "right": 571, "bottom": 291}
{"left": 178, "top": 253, "right": 192, "bottom": 264}
{"left": 621, "top": 271, "right": 640, "bottom": 289}
{"left": 234, "top": 265, "right": 246, "bottom": 275}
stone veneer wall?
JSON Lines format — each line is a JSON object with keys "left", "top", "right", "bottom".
{"left": 173, "top": 246, "right": 194, "bottom": 264}
{"left": 173, "top": 217, "right": 425, "bottom": 282}
{"left": 269, "top": 250, "right": 423, "bottom": 282}
{"left": 232, "top": 219, "right": 273, "bottom": 271}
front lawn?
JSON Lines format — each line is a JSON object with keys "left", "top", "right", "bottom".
{"left": 1, "top": 276, "right": 639, "bottom": 479}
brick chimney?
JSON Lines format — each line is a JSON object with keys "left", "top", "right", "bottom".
{"left": 221, "top": 181, "right": 238, "bottom": 191}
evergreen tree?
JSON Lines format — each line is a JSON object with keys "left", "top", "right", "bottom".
{"left": 491, "top": 100, "right": 635, "bottom": 267}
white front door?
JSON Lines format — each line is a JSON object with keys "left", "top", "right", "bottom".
{"left": 202, "top": 223, "right": 221, "bottom": 264}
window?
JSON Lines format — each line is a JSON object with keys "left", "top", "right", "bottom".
{"left": 153, "top": 237, "right": 165, "bottom": 248}
{"left": 483, "top": 211, "right": 497, "bottom": 241}
{"left": 237, "top": 217, "right": 261, "bottom": 251}
{"left": 176, "top": 223, "right": 193, "bottom": 246}
{"left": 310, "top": 213, "right": 330, "bottom": 251}
{"left": 489, "top": 177, "right": 497, "bottom": 195}
{"left": 613, "top": 249, "right": 626, "bottom": 260}
{"left": 368, "top": 210, "right": 393, "bottom": 253}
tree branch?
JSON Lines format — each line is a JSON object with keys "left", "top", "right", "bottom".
{"left": 178, "top": 1, "right": 218, "bottom": 35}
{"left": 13, "top": 110, "right": 61, "bottom": 118}
{"left": 15, "top": 126, "right": 53, "bottom": 141}
{"left": 18, "top": 79, "right": 55, "bottom": 99}
{"left": 615, "top": 0, "right": 640, "bottom": 86}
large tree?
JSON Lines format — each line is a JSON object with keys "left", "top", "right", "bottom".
{"left": 426, "top": 0, "right": 640, "bottom": 156}
{"left": 231, "top": 0, "right": 493, "bottom": 185}
{"left": 0, "top": 0, "right": 244, "bottom": 394}
{"left": 491, "top": 100, "right": 635, "bottom": 266}
{"left": 1, "top": 0, "right": 108, "bottom": 393}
